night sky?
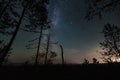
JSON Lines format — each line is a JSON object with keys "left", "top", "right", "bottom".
{"left": 8, "top": 0, "right": 120, "bottom": 63}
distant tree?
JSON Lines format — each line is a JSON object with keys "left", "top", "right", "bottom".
{"left": 85, "top": 0, "right": 120, "bottom": 20}
{"left": 31, "top": 52, "right": 45, "bottom": 64}
{"left": 83, "top": 58, "right": 89, "bottom": 64}
{"left": 100, "top": 23, "right": 120, "bottom": 63}
{"left": 59, "top": 44, "right": 64, "bottom": 65}
{"left": 92, "top": 58, "right": 99, "bottom": 64}
{"left": 47, "top": 51, "right": 57, "bottom": 64}
{"left": 23, "top": 60, "right": 30, "bottom": 65}
{"left": 31, "top": 51, "right": 57, "bottom": 64}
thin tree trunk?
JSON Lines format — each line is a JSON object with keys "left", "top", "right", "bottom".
{"left": 0, "top": 0, "right": 11, "bottom": 19}
{"left": 0, "top": 7, "right": 26, "bottom": 64}
{"left": 35, "top": 26, "right": 43, "bottom": 65}
{"left": 44, "top": 34, "right": 50, "bottom": 64}
{"left": 113, "top": 36, "right": 120, "bottom": 56}
{"left": 60, "top": 44, "right": 64, "bottom": 65}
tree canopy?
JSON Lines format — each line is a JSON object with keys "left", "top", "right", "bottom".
{"left": 85, "top": 0, "right": 120, "bottom": 20}
{"left": 100, "top": 23, "right": 120, "bottom": 63}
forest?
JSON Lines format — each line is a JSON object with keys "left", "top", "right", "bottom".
{"left": 0, "top": 0, "right": 120, "bottom": 80}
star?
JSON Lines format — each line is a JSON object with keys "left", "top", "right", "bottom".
{"left": 70, "top": 22, "right": 73, "bottom": 25}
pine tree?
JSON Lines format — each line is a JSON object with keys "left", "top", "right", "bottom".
{"left": 0, "top": 0, "right": 50, "bottom": 64}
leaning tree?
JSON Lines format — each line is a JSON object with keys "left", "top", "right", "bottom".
{"left": 0, "top": 0, "right": 18, "bottom": 64}
{"left": 0, "top": 0, "right": 49, "bottom": 64}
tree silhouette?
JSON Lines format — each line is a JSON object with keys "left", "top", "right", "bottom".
{"left": 44, "top": 32, "right": 51, "bottom": 64}
{"left": 30, "top": 51, "right": 57, "bottom": 64}
{"left": 0, "top": 0, "right": 49, "bottom": 64}
{"left": 51, "top": 42, "right": 65, "bottom": 65}
{"left": 25, "top": 0, "right": 49, "bottom": 65}
{"left": 26, "top": 27, "right": 50, "bottom": 65}
{"left": 59, "top": 44, "right": 64, "bottom": 65}
{"left": 26, "top": 24, "right": 57, "bottom": 65}
{"left": 0, "top": 40, "right": 6, "bottom": 55}
{"left": 83, "top": 58, "right": 89, "bottom": 64}
{"left": 0, "top": 40, "right": 12, "bottom": 64}
{"left": 100, "top": 23, "right": 120, "bottom": 63}
{"left": 0, "top": 0, "right": 15, "bottom": 36}
{"left": 85, "top": 0, "right": 120, "bottom": 63}
{"left": 85, "top": 0, "right": 120, "bottom": 20}
{"left": 0, "top": 0, "right": 11, "bottom": 19}
{"left": 47, "top": 51, "right": 57, "bottom": 64}
{"left": 92, "top": 58, "right": 99, "bottom": 64}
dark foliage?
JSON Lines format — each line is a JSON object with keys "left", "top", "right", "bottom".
{"left": 0, "top": 40, "right": 12, "bottom": 64}
{"left": 0, "top": 0, "right": 17, "bottom": 35}
{"left": 30, "top": 51, "right": 57, "bottom": 64}
{"left": 83, "top": 58, "right": 89, "bottom": 64}
{"left": 100, "top": 23, "right": 120, "bottom": 63}
{"left": 0, "top": 0, "right": 50, "bottom": 65}
{"left": 92, "top": 57, "right": 99, "bottom": 64}
{"left": 24, "top": 0, "right": 50, "bottom": 65}
{"left": 85, "top": 0, "right": 120, "bottom": 20}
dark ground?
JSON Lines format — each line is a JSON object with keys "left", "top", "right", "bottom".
{"left": 0, "top": 63, "right": 120, "bottom": 80}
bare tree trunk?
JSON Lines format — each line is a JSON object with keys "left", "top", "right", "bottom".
{"left": 0, "top": 0, "right": 11, "bottom": 19}
{"left": 60, "top": 44, "right": 64, "bottom": 65}
{"left": 113, "top": 36, "right": 120, "bottom": 54}
{"left": 44, "top": 34, "right": 50, "bottom": 64}
{"left": 35, "top": 26, "right": 43, "bottom": 65}
{"left": 0, "top": 7, "right": 26, "bottom": 64}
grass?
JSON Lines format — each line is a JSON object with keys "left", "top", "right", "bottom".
{"left": 0, "top": 63, "right": 120, "bottom": 80}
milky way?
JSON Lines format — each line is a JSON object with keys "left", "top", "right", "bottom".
{"left": 51, "top": 7, "right": 59, "bottom": 28}
{"left": 9, "top": 0, "right": 120, "bottom": 63}
{"left": 49, "top": 0, "right": 120, "bottom": 63}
